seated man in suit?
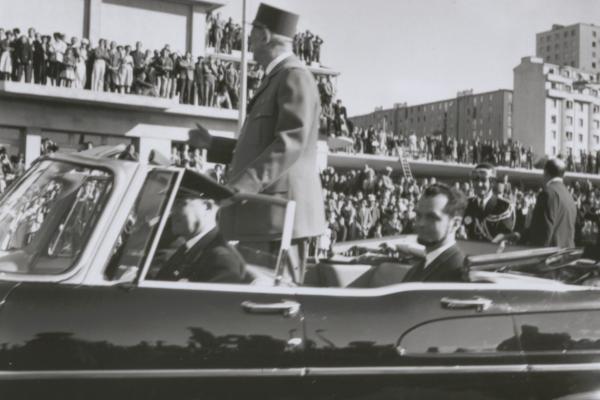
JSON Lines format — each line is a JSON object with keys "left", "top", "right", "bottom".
{"left": 155, "top": 193, "right": 250, "bottom": 284}
{"left": 402, "top": 183, "right": 469, "bottom": 282}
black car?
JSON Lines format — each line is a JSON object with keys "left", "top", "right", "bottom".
{"left": 0, "top": 149, "right": 599, "bottom": 400}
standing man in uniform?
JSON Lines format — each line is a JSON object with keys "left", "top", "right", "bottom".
{"left": 191, "top": 3, "right": 325, "bottom": 283}
{"left": 463, "top": 163, "right": 515, "bottom": 243}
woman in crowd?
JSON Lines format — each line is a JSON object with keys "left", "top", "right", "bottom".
{"left": 74, "top": 38, "right": 89, "bottom": 89}
{"left": 60, "top": 46, "right": 77, "bottom": 88}
{"left": 118, "top": 45, "right": 134, "bottom": 94}
{"left": 0, "top": 30, "right": 14, "bottom": 81}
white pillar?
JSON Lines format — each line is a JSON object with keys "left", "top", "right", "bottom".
{"left": 87, "top": 0, "right": 102, "bottom": 43}
{"left": 24, "top": 128, "right": 42, "bottom": 168}
{"left": 189, "top": 4, "right": 208, "bottom": 57}
{"left": 317, "top": 140, "right": 329, "bottom": 172}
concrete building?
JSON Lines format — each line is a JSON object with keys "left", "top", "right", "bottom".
{"left": 350, "top": 89, "right": 513, "bottom": 143}
{"left": 513, "top": 56, "right": 600, "bottom": 162}
{"left": 536, "top": 23, "right": 600, "bottom": 74}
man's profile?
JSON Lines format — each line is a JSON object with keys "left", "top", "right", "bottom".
{"left": 402, "top": 183, "right": 468, "bottom": 282}
{"left": 155, "top": 194, "right": 249, "bottom": 284}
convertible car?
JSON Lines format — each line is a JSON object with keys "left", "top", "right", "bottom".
{"left": 0, "top": 148, "right": 600, "bottom": 400}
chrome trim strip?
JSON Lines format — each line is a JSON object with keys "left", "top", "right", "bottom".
{"left": 138, "top": 279, "right": 590, "bottom": 297}
{"left": 529, "top": 363, "right": 600, "bottom": 373}
{"left": 4, "top": 363, "right": 600, "bottom": 380}
{"left": 0, "top": 368, "right": 304, "bottom": 380}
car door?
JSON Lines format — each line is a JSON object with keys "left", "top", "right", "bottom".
{"left": 0, "top": 166, "right": 306, "bottom": 400}
{"left": 502, "top": 287, "right": 600, "bottom": 400}
{"left": 298, "top": 283, "right": 530, "bottom": 400}
{"left": 0, "top": 281, "right": 305, "bottom": 400}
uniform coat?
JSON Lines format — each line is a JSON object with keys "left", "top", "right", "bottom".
{"left": 221, "top": 55, "right": 325, "bottom": 240}
{"left": 463, "top": 194, "right": 515, "bottom": 241}
{"left": 527, "top": 179, "right": 577, "bottom": 248}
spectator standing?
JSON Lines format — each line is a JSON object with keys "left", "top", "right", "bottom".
{"left": 194, "top": 56, "right": 204, "bottom": 105}
{"left": 32, "top": 33, "right": 47, "bottom": 84}
{"left": 131, "top": 41, "right": 145, "bottom": 83}
{"left": 105, "top": 41, "right": 120, "bottom": 92}
{"left": 202, "top": 57, "right": 217, "bottom": 106}
{"left": 60, "top": 46, "right": 76, "bottom": 87}
{"left": 156, "top": 48, "right": 173, "bottom": 98}
{"left": 14, "top": 35, "right": 33, "bottom": 83}
{"left": 224, "top": 62, "right": 239, "bottom": 108}
{"left": 118, "top": 45, "right": 134, "bottom": 94}
{"left": 74, "top": 39, "right": 89, "bottom": 89}
{"left": 178, "top": 52, "right": 195, "bottom": 104}
{"left": 91, "top": 39, "right": 108, "bottom": 91}
{"left": 48, "top": 32, "right": 66, "bottom": 86}
{"left": 312, "top": 35, "right": 323, "bottom": 64}
{"left": 303, "top": 30, "right": 313, "bottom": 64}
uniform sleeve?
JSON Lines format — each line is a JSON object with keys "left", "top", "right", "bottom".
{"left": 228, "top": 68, "right": 317, "bottom": 193}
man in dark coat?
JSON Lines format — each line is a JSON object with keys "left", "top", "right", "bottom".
{"left": 464, "top": 163, "right": 515, "bottom": 242}
{"left": 155, "top": 195, "right": 249, "bottom": 284}
{"left": 500, "top": 158, "right": 577, "bottom": 248}
{"left": 190, "top": 4, "right": 325, "bottom": 283}
{"left": 402, "top": 183, "right": 468, "bottom": 282}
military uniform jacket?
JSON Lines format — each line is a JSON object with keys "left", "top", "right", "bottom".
{"left": 463, "top": 194, "right": 516, "bottom": 241}
{"left": 222, "top": 55, "right": 325, "bottom": 240}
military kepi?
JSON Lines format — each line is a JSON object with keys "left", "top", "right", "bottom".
{"left": 253, "top": 3, "right": 299, "bottom": 38}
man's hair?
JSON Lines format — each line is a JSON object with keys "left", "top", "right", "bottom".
{"left": 544, "top": 158, "right": 566, "bottom": 178}
{"left": 474, "top": 162, "right": 495, "bottom": 171}
{"left": 421, "top": 183, "right": 467, "bottom": 218}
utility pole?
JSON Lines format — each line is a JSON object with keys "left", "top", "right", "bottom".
{"left": 237, "top": 0, "right": 248, "bottom": 133}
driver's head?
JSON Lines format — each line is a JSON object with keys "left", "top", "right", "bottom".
{"left": 471, "top": 163, "right": 496, "bottom": 199}
{"left": 170, "top": 195, "right": 217, "bottom": 239}
{"left": 415, "top": 183, "right": 466, "bottom": 249}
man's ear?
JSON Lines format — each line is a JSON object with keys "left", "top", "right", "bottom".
{"left": 451, "top": 215, "right": 463, "bottom": 233}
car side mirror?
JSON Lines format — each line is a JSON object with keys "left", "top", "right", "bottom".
{"left": 112, "top": 266, "right": 139, "bottom": 286}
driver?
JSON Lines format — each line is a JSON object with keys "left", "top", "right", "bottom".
{"left": 462, "top": 163, "right": 515, "bottom": 243}
{"left": 155, "top": 192, "right": 250, "bottom": 284}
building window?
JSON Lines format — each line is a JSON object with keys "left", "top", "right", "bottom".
{"left": 566, "top": 131, "right": 573, "bottom": 141}
{"left": 552, "top": 146, "right": 556, "bottom": 155}
{"left": 595, "top": 135, "right": 599, "bottom": 144}
{"left": 594, "top": 106, "right": 600, "bottom": 113}
{"left": 551, "top": 115, "right": 557, "bottom": 124}
{"left": 594, "top": 120, "right": 600, "bottom": 129}
{"left": 566, "top": 101, "right": 573, "bottom": 109}
{"left": 594, "top": 42, "right": 597, "bottom": 48}
{"left": 567, "top": 116, "right": 573, "bottom": 125}
{"left": 552, "top": 130, "right": 557, "bottom": 140}
{"left": 594, "top": 62, "right": 597, "bottom": 69}
{"left": 579, "top": 103, "right": 584, "bottom": 112}
{"left": 552, "top": 99, "right": 558, "bottom": 107}
{"left": 579, "top": 134, "right": 584, "bottom": 143}
{"left": 579, "top": 118, "right": 584, "bottom": 127}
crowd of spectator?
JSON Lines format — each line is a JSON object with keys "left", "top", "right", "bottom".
{"left": 0, "top": 25, "right": 258, "bottom": 109}
{"left": 319, "top": 165, "right": 600, "bottom": 254}
{"left": 292, "top": 30, "right": 324, "bottom": 65}
{"left": 206, "top": 13, "right": 244, "bottom": 55}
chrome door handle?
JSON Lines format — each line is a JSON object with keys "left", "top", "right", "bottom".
{"left": 241, "top": 300, "right": 301, "bottom": 317}
{"left": 440, "top": 296, "right": 492, "bottom": 312}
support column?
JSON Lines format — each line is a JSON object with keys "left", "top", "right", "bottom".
{"left": 24, "top": 128, "right": 42, "bottom": 168}
{"left": 85, "top": 0, "right": 102, "bottom": 43}
{"left": 189, "top": 4, "right": 208, "bottom": 57}
{"left": 317, "top": 140, "right": 329, "bottom": 172}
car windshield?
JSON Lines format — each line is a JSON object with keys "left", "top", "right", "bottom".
{"left": 0, "top": 160, "right": 113, "bottom": 275}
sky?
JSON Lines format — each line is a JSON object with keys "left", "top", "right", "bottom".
{"left": 218, "top": 0, "right": 600, "bottom": 116}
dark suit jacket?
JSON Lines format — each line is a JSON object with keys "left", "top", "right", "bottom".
{"left": 402, "top": 244, "right": 467, "bottom": 283}
{"left": 526, "top": 180, "right": 577, "bottom": 248}
{"left": 220, "top": 55, "right": 325, "bottom": 240}
{"left": 156, "top": 228, "right": 249, "bottom": 284}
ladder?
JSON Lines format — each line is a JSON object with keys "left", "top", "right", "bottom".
{"left": 399, "top": 148, "right": 414, "bottom": 180}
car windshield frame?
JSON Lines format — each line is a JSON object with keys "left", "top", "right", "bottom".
{"left": 0, "top": 158, "right": 115, "bottom": 277}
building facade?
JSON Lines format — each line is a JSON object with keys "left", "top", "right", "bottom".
{"left": 513, "top": 57, "right": 600, "bottom": 161}
{"left": 350, "top": 89, "right": 513, "bottom": 144}
{"left": 536, "top": 23, "right": 600, "bottom": 74}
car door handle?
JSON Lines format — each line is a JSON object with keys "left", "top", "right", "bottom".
{"left": 241, "top": 300, "right": 301, "bottom": 317}
{"left": 440, "top": 296, "right": 492, "bottom": 312}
